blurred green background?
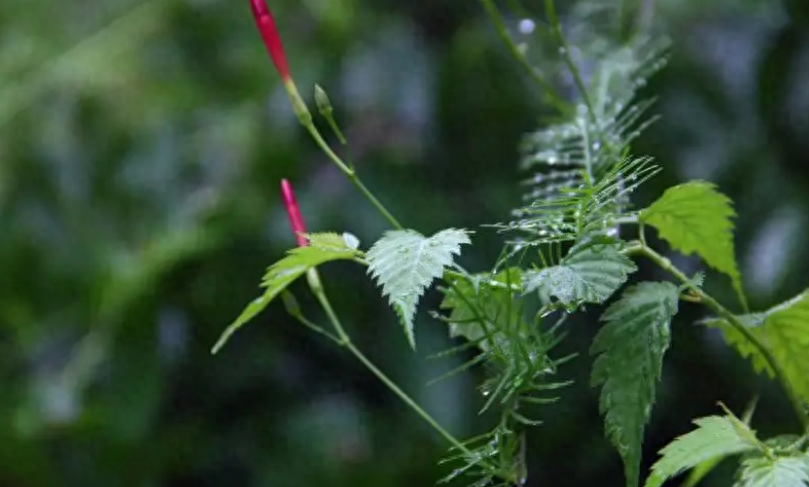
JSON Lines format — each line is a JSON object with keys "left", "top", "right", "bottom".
{"left": 2, "top": 0, "right": 809, "bottom": 486}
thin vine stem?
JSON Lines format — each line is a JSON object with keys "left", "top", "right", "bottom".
{"left": 304, "top": 269, "right": 481, "bottom": 463}
{"left": 638, "top": 244, "right": 809, "bottom": 432}
{"left": 543, "top": 0, "right": 596, "bottom": 122}
{"left": 303, "top": 124, "right": 403, "bottom": 230}
{"left": 478, "top": 0, "right": 569, "bottom": 114}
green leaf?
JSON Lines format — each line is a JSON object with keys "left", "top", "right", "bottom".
{"left": 212, "top": 232, "right": 361, "bottom": 354}
{"left": 705, "top": 291, "right": 809, "bottom": 405}
{"left": 441, "top": 268, "right": 522, "bottom": 351}
{"left": 366, "top": 228, "right": 471, "bottom": 348}
{"left": 735, "top": 454, "right": 809, "bottom": 487}
{"left": 641, "top": 181, "right": 747, "bottom": 310}
{"left": 645, "top": 415, "right": 760, "bottom": 487}
{"left": 523, "top": 237, "right": 637, "bottom": 306}
{"left": 679, "top": 397, "right": 760, "bottom": 487}
{"left": 591, "top": 282, "right": 680, "bottom": 487}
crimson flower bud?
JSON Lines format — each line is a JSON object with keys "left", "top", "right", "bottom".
{"left": 250, "top": 0, "right": 291, "bottom": 82}
{"left": 280, "top": 179, "right": 308, "bottom": 247}
{"left": 249, "top": 0, "right": 311, "bottom": 126}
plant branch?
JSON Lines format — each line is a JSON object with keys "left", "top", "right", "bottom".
{"left": 302, "top": 124, "right": 403, "bottom": 230}
{"left": 478, "top": 0, "right": 569, "bottom": 114}
{"left": 303, "top": 269, "right": 487, "bottom": 468}
{"left": 543, "top": 0, "right": 596, "bottom": 121}
{"left": 638, "top": 244, "right": 809, "bottom": 431}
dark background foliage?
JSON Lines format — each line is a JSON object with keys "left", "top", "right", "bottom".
{"left": 1, "top": 1, "right": 808, "bottom": 486}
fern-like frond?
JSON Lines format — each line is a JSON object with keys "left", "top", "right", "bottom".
{"left": 502, "top": 34, "right": 668, "bottom": 246}
{"left": 507, "top": 156, "right": 659, "bottom": 245}
{"left": 439, "top": 424, "right": 524, "bottom": 487}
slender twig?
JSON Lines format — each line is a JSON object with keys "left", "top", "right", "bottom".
{"left": 305, "top": 271, "right": 482, "bottom": 460}
{"left": 303, "top": 124, "right": 403, "bottom": 230}
{"left": 478, "top": 0, "right": 569, "bottom": 114}
{"left": 638, "top": 244, "right": 809, "bottom": 431}
{"left": 543, "top": 0, "right": 595, "bottom": 122}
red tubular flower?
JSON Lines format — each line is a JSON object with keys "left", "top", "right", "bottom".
{"left": 280, "top": 179, "right": 309, "bottom": 247}
{"left": 249, "top": 0, "right": 311, "bottom": 124}
{"left": 250, "top": 0, "right": 291, "bottom": 82}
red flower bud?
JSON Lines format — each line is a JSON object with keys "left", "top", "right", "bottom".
{"left": 250, "top": 0, "right": 291, "bottom": 82}
{"left": 280, "top": 179, "right": 308, "bottom": 247}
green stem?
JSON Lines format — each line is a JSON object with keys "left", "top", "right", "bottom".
{"left": 305, "top": 269, "right": 478, "bottom": 459}
{"left": 478, "top": 0, "right": 569, "bottom": 115}
{"left": 543, "top": 0, "right": 596, "bottom": 122}
{"left": 303, "top": 124, "right": 403, "bottom": 230}
{"left": 638, "top": 245, "right": 809, "bottom": 432}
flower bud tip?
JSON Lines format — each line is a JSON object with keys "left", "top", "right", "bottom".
{"left": 280, "top": 178, "right": 309, "bottom": 247}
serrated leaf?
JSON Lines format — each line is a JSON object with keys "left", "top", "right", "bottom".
{"left": 212, "top": 233, "right": 361, "bottom": 353}
{"left": 523, "top": 237, "right": 637, "bottom": 306}
{"left": 641, "top": 181, "right": 747, "bottom": 310}
{"left": 704, "top": 291, "right": 809, "bottom": 404}
{"left": 645, "top": 415, "right": 760, "bottom": 487}
{"left": 366, "top": 228, "right": 471, "bottom": 348}
{"left": 591, "top": 282, "right": 680, "bottom": 487}
{"left": 735, "top": 454, "right": 809, "bottom": 487}
{"left": 441, "top": 268, "right": 522, "bottom": 351}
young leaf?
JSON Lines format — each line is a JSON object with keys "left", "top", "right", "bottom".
{"left": 641, "top": 181, "right": 747, "bottom": 310}
{"left": 523, "top": 237, "right": 637, "bottom": 306}
{"left": 212, "top": 232, "right": 361, "bottom": 353}
{"left": 704, "top": 291, "right": 809, "bottom": 404}
{"left": 735, "top": 454, "right": 809, "bottom": 487}
{"left": 679, "top": 397, "right": 760, "bottom": 487}
{"left": 591, "top": 282, "right": 680, "bottom": 487}
{"left": 644, "top": 415, "right": 760, "bottom": 487}
{"left": 366, "top": 228, "right": 471, "bottom": 348}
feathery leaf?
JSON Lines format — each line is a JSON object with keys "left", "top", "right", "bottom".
{"left": 591, "top": 282, "right": 680, "bottom": 487}
{"left": 641, "top": 181, "right": 747, "bottom": 310}
{"left": 441, "top": 268, "right": 521, "bottom": 351}
{"left": 367, "top": 228, "right": 471, "bottom": 348}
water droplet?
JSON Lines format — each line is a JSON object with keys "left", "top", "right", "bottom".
{"left": 518, "top": 18, "right": 536, "bottom": 35}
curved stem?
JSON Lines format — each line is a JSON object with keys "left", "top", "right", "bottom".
{"left": 478, "top": 0, "right": 569, "bottom": 114}
{"left": 543, "top": 0, "right": 595, "bottom": 121}
{"left": 638, "top": 245, "right": 809, "bottom": 431}
{"left": 305, "top": 269, "right": 477, "bottom": 457}
{"left": 303, "top": 124, "right": 403, "bottom": 230}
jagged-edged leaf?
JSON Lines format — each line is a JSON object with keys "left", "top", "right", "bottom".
{"left": 679, "top": 397, "right": 761, "bottom": 487}
{"left": 441, "top": 268, "right": 522, "bottom": 351}
{"left": 644, "top": 415, "right": 759, "bottom": 487}
{"left": 641, "top": 181, "right": 747, "bottom": 309}
{"left": 366, "top": 228, "right": 471, "bottom": 348}
{"left": 704, "top": 291, "right": 809, "bottom": 404}
{"left": 212, "top": 233, "right": 362, "bottom": 353}
{"left": 523, "top": 237, "right": 637, "bottom": 306}
{"left": 735, "top": 454, "right": 809, "bottom": 487}
{"left": 591, "top": 282, "right": 680, "bottom": 487}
